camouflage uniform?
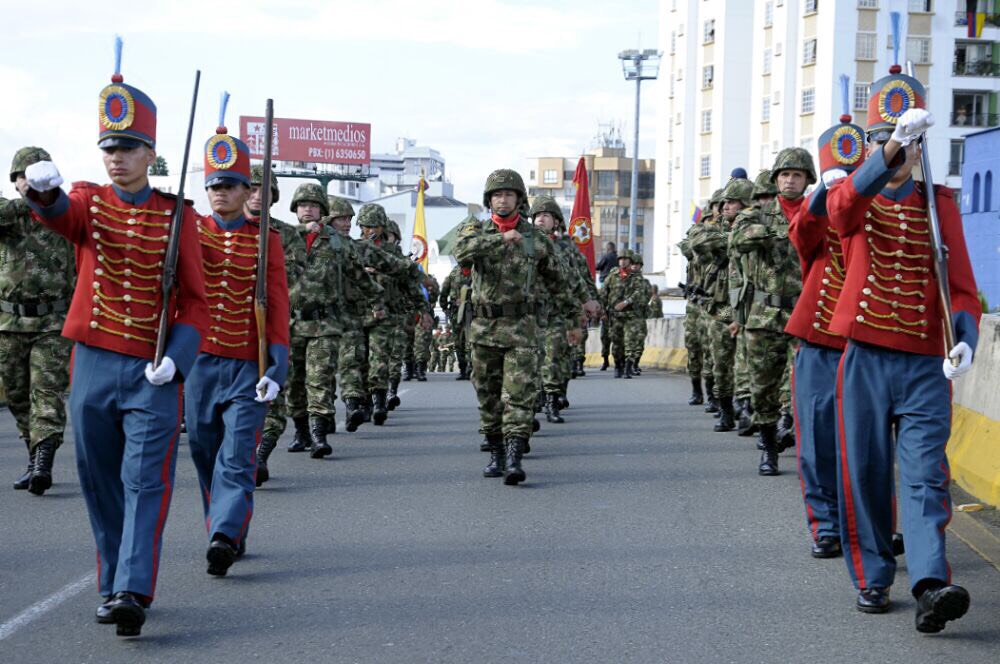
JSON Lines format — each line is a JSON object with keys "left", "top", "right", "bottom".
{"left": 439, "top": 260, "right": 474, "bottom": 379}
{"left": 629, "top": 254, "right": 652, "bottom": 370}
{"left": 0, "top": 147, "right": 76, "bottom": 492}
{"left": 725, "top": 178, "right": 758, "bottom": 429}
{"left": 679, "top": 224, "right": 710, "bottom": 403}
{"left": 411, "top": 273, "right": 439, "bottom": 380}
{"left": 730, "top": 149, "right": 811, "bottom": 433}
{"left": 437, "top": 328, "right": 455, "bottom": 371}
{"left": 429, "top": 330, "right": 441, "bottom": 371}
{"left": 599, "top": 249, "right": 648, "bottom": 377}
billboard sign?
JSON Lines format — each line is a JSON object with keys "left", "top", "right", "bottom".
{"left": 240, "top": 116, "right": 371, "bottom": 166}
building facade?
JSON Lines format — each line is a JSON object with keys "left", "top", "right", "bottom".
{"left": 959, "top": 125, "right": 1000, "bottom": 310}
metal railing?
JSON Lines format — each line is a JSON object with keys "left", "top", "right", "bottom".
{"left": 953, "top": 59, "right": 1000, "bottom": 76}
{"left": 950, "top": 112, "right": 1000, "bottom": 127}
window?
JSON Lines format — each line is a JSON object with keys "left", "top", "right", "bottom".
{"left": 804, "top": 0, "right": 818, "bottom": 14}
{"left": 949, "top": 139, "right": 965, "bottom": 176}
{"left": 908, "top": 0, "right": 931, "bottom": 11}
{"left": 542, "top": 169, "right": 558, "bottom": 184}
{"left": 775, "top": 42, "right": 783, "bottom": 56}
{"left": 670, "top": 31, "right": 676, "bottom": 54}
{"left": 764, "top": 1, "right": 774, "bottom": 27}
{"left": 854, "top": 82, "right": 871, "bottom": 110}
{"left": 701, "top": 109, "right": 713, "bottom": 133}
{"left": 702, "top": 65, "right": 714, "bottom": 88}
{"left": 985, "top": 171, "right": 993, "bottom": 211}
{"left": 704, "top": 19, "right": 715, "bottom": 44}
{"left": 675, "top": 112, "right": 683, "bottom": 125}
{"left": 907, "top": 37, "right": 931, "bottom": 64}
{"left": 678, "top": 23, "right": 684, "bottom": 36}
{"left": 700, "top": 155, "right": 712, "bottom": 177}
{"left": 596, "top": 171, "right": 617, "bottom": 196}
{"left": 856, "top": 32, "right": 877, "bottom": 60}
{"left": 762, "top": 96, "right": 771, "bottom": 122}
{"left": 529, "top": 170, "right": 535, "bottom": 180}
{"left": 763, "top": 48, "right": 773, "bottom": 75}
{"left": 777, "top": 0, "right": 784, "bottom": 6}
{"left": 774, "top": 90, "right": 782, "bottom": 104}
{"left": 803, "top": 38, "right": 817, "bottom": 65}
{"left": 858, "top": 0, "right": 878, "bottom": 7}
{"left": 972, "top": 173, "right": 981, "bottom": 212}
{"left": 676, "top": 68, "right": 683, "bottom": 81}
{"left": 772, "top": 140, "right": 780, "bottom": 153}
{"left": 669, "top": 77, "right": 675, "bottom": 97}
{"left": 801, "top": 87, "right": 816, "bottom": 114}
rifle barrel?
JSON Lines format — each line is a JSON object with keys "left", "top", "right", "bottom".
{"left": 255, "top": 99, "right": 274, "bottom": 383}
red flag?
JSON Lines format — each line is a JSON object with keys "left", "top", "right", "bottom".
{"left": 569, "top": 157, "right": 596, "bottom": 277}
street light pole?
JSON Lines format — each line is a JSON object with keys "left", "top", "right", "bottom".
{"left": 628, "top": 68, "right": 642, "bottom": 253}
{"left": 618, "top": 48, "right": 661, "bottom": 257}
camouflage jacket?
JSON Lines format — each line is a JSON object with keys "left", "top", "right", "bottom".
{"left": 559, "top": 238, "right": 600, "bottom": 301}
{"left": 726, "top": 208, "right": 756, "bottom": 326}
{"left": 538, "top": 237, "right": 592, "bottom": 330}
{"left": 453, "top": 216, "right": 566, "bottom": 348}
{"left": 439, "top": 265, "right": 472, "bottom": 321}
{"left": 273, "top": 217, "right": 306, "bottom": 286}
{"left": 290, "top": 224, "right": 383, "bottom": 337}
{"left": 648, "top": 294, "right": 664, "bottom": 318}
{"left": 0, "top": 196, "right": 75, "bottom": 333}
{"left": 689, "top": 216, "right": 733, "bottom": 321}
{"left": 354, "top": 239, "right": 427, "bottom": 326}
{"left": 729, "top": 197, "right": 803, "bottom": 332}
{"left": 600, "top": 269, "right": 648, "bottom": 320}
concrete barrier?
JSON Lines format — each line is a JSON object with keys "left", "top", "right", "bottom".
{"left": 585, "top": 314, "right": 1000, "bottom": 507}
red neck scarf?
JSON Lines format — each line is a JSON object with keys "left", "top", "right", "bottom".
{"left": 778, "top": 195, "right": 805, "bottom": 222}
{"left": 306, "top": 223, "right": 324, "bottom": 253}
{"left": 618, "top": 268, "right": 630, "bottom": 279}
{"left": 492, "top": 212, "right": 520, "bottom": 233}
{"left": 461, "top": 267, "right": 471, "bottom": 277}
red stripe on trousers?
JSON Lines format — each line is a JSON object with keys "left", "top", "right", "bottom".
{"left": 836, "top": 350, "right": 868, "bottom": 589}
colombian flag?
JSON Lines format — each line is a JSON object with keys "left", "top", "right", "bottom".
{"left": 967, "top": 0, "right": 986, "bottom": 38}
{"left": 691, "top": 203, "right": 702, "bottom": 225}
{"left": 412, "top": 175, "right": 429, "bottom": 273}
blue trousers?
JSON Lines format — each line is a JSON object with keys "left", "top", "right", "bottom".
{"left": 836, "top": 341, "right": 952, "bottom": 592}
{"left": 184, "top": 354, "right": 266, "bottom": 545}
{"left": 792, "top": 343, "right": 842, "bottom": 542}
{"left": 70, "top": 344, "right": 183, "bottom": 601}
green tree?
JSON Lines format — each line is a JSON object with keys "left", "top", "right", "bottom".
{"left": 149, "top": 156, "right": 169, "bottom": 176}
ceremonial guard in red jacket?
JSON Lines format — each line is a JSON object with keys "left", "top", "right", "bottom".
{"left": 825, "top": 21, "right": 981, "bottom": 631}
{"left": 23, "top": 38, "right": 209, "bottom": 636}
{"left": 185, "top": 94, "right": 289, "bottom": 577}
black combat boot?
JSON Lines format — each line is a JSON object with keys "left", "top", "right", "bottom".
{"left": 600, "top": 354, "right": 609, "bottom": 371}
{"left": 387, "top": 379, "right": 401, "bottom": 410}
{"left": 776, "top": 410, "right": 796, "bottom": 452}
{"left": 758, "top": 423, "right": 780, "bottom": 476}
{"left": 624, "top": 359, "right": 634, "bottom": 379}
{"left": 545, "top": 393, "right": 565, "bottom": 423}
{"left": 255, "top": 436, "right": 278, "bottom": 487}
{"left": 308, "top": 415, "right": 332, "bottom": 458}
{"left": 613, "top": 358, "right": 623, "bottom": 378}
{"left": 483, "top": 437, "right": 506, "bottom": 478}
{"left": 372, "top": 389, "right": 389, "bottom": 426}
{"left": 633, "top": 362, "right": 642, "bottom": 376}
{"left": 688, "top": 377, "right": 704, "bottom": 406}
{"left": 402, "top": 361, "right": 413, "bottom": 382}
{"left": 287, "top": 416, "right": 310, "bottom": 452}
{"left": 737, "top": 398, "right": 758, "bottom": 437}
{"left": 345, "top": 397, "right": 364, "bottom": 432}
{"left": 915, "top": 584, "right": 970, "bottom": 633}
{"left": 503, "top": 438, "right": 526, "bottom": 486}
{"left": 713, "top": 397, "right": 735, "bottom": 432}
{"left": 207, "top": 533, "right": 237, "bottom": 577}
{"left": 416, "top": 361, "right": 428, "bottom": 382}
{"left": 576, "top": 358, "right": 586, "bottom": 377}
{"left": 480, "top": 433, "right": 501, "bottom": 452}
{"left": 704, "top": 377, "right": 719, "bottom": 414}
{"left": 108, "top": 591, "right": 146, "bottom": 637}
{"left": 14, "top": 440, "right": 34, "bottom": 490}
{"left": 28, "top": 436, "right": 58, "bottom": 496}
{"left": 456, "top": 359, "right": 467, "bottom": 380}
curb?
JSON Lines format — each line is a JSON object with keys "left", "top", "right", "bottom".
{"left": 949, "top": 511, "right": 1000, "bottom": 573}
{"left": 948, "top": 404, "right": 1000, "bottom": 508}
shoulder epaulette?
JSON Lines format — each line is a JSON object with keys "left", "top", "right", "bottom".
{"left": 154, "top": 189, "right": 194, "bottom": 206}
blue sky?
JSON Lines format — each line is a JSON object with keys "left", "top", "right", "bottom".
{"left": 1, "top": 0, "right": 659, "bottom": 203}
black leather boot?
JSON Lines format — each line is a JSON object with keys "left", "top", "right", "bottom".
{"left": 915, "top": 584, "right": 970, "bottom": 633}
{"left": 480, "top": 432, "right": 501, "bottom": 452}
{"left": 633, "top": 362, "right": 641, "bottom": 375}
{"left": 704, "top": 377, "right": 719, "bottom": 414}
{"left": 758, "top": 423, "right": 780, "bottom": 476}
{"left": 503, "top": 438, "right": 526, "bottom": 486}
{"left": 14, "top": 440, "right": 33, "bottom": 490}
{"left": 687, "top": 377, "right": 704, "bottom": 406}
{"left": 372, "top": 389, "right": 388, "bottom": 426}
{"left": 456, "top": 360, "right": 467, "bottom": 380}
{"left": 483, "top": 437, "right": 506, "bottom": 478}
{"left": 28, "top": 436, "right": 58, "bottom": 495}
{"left": 255, "top": 436, "right": 278, "bottom": 487}
{"left": 416, "top": 361, "right": 428, "bottom": 382}
{"left": 387, "top": 379, "right": 401, "bottom": 410}
{"left": 713, "top": 397, "right": 735, "bottom": 432}
{"left": 402, "top": 361, "right": 413, "bottom": 381}
{"left": 577, "top": 359, "right": 586, "bottom": 377}
{"left": 342, "top": 398, "right": 361, "bottom": 432}
{"left": 207, "top": 534, "right": 238, "bottom": 577}
{"left": 776, "top": 410, "right": 796, "bottom": 452}
{"left": 287, "top": 416, "right": 310, "bottom": 452}
{"left": 108, "top": 591, "right": 145, "bottom": 637}
{"left": 308, "top": 415, "right": 332, "bottom": 458}
{"left": 545, "top": 393, "right": 565, "bottom": 424}
{"left": 600, "top": 354, "right": 609, "bottom": 370}
{"left": 624, "top": 359, "right": 634, "bottom": 379}
{"left": 737, "top": 398, "right": 758, "bottom": 437}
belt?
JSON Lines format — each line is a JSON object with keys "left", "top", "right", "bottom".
{"left": 752, "top": 291, "right": 799, "bottom": 309}
{"left": 472, "top": 302, "right": 536, "bottom": 319}
{"left": 293, "top": 303, "right": 339, "bottom": 322}
{"left": 0, "top": 299, "right": 69, "bottom": 317}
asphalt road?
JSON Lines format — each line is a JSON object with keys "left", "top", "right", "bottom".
{"left": 1, "top": 370, "right": 997, "bottom": 663}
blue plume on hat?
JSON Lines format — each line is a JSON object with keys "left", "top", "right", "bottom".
{"left": 731, "top": 167, "right": 747, "bottom": 179}
{"left": 218, "top": 91, "right": 230, "bottom": 131}
{"left": 890, "top": 11, "right": 901, "bottom": 67}
{"left": 839, "top": 74, "right": 851, "bottom": 120}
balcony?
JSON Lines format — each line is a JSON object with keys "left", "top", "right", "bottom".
{"left": 955, "top": 11, "right": 1000, "bottom": 29}
{"left": 954, "top": 59, "right": 1000, "bottom": 76}
{"left": 950, "top": 112, "right": 1000, "bottom": 127}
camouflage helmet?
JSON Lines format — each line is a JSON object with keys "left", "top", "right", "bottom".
{"left": 618, "top": 249, "right": 634, "bottom": 263}
{"left": 482, "top": 168, "right": 527, "bottom": 209}
{"left": 327, "top": 196, "right": 355, "bottom": 219}
{"left": 528, "top": 195, "right": 565, "bottom": 225}
{"left": 751, "top": 170, "right": 778, "bottom": 199}
{"left": 10, "top": 146, "right": 52, "bottom": 183}
{"left": 632, "top": 251, "right": 644, "bottom": 266}
{"left": 385, "top": 219, "right": 402, "bottom": 239}
{"left": 357, "top": 203, "right": 389, "bottom": 228}
{"left": 289, "top": 182, "right": 330, "bottom": 216}
{"left": 249, "top": 164, "right": 280, "bottom": 204}
{"left": 709, "top": 188, "right": 726, "bottom": 208}
{"left": 770, "top": 147, "right": 817, "bottom": 185}
{"left": 721, "top": 177, "right": 754, "bottom": 206}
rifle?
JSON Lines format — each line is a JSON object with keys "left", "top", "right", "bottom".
{"left": 255, "top": 99, "right": 275, "bottom": 395}
{"left": 906, "top": 61, "right": 957, "bottom": 362}
{"left": 154, "top": 70, "right": 201, "bottom": 368}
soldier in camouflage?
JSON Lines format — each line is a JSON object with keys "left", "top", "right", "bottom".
{"left": 454, "top": 169, "right": 599, "bottom": 485}
{"left": 628, "top": 252, "right": 652, "bottom": 374}
{"left": 429, "top": 327, "right": 441, "bottom": 371}
{"left": 411, "top": 271, "right": 439, "bottom": 382}
{"left": 599, "top": 249, "right": 648, "bottom": 379}
{"left": 249, "top": 167, "right": 307, "bottom": 484}
{"left": 554, "top": 207, "right": 598, "bottom": 391}
{"left": 730, "top": 148, "right": 812, "bottom": 475}
{"left": 648, "top": 285, "right": 664, "bottom": 319}
{"left": 0, "top": 147, "right": 76, "bottom": 495}
{"left": 384, "top": 219, "right": 418, "bottom": 409}
{"left": 678, "top": 210, "right": 711, "bottom": 405}
{"left": 439, "top": 258, "right": 474, "bottom": 380}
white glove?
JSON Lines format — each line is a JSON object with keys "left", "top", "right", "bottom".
{"left": 943, "top": 341, "right": 973, "bottom": 381}
{"left": 891, "top": 108, "right": 934, "bottom": 147}
{"left": 255, "top": 376, "right": 280, "bottom": 403}
{"left": 822, "top": 169, "right": 848, "bottom": 187}
{"left": 144, "top": 356, "right": 177, "bottom": 386}
{"left": 24, "top": 161, "right": 64, "bottom": 192}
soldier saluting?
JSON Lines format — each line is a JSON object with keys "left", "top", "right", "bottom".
{"left": 22, "top": 39, "right": 209, "bottom": 636}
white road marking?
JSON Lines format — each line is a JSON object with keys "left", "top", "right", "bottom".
{"left": 0, "top": 572, "right": 96, "bottom": 641}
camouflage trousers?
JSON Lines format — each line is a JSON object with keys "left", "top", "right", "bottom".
{"left": 697, "top": 306, "right": 715, "bottom": 380}
{"left": 577, "top": 325, "right": 589, "bottom": 364}
{"left": 707, "top": 317, "right": 736, "bottom": 398}
{"left": 734, "top": 328, "right": 751, "bottom": 400}
{"left": 780, "top": 344, "right": 793, "bottom": 411}
{"left": 429, "top": 347, "right": 440, "bottom": 371}
{"left": 389, "top": 319, "right": 409, "bottom": 384}
{"left": 403, "top": 326, "right": 416, "bottom": 363}
{"left": 343, "top": 322, "right": 392, "bottom": 394}
{"left": 284, "top": 332, "right": 341, "bottom": 419}
{"left": 261, "top": 390, "right": 289, "bottom": 441}
{"left": 685, "top": 301, "right": 707, "bottom": 378}
{"left": 414, "top": 324, "right": 433, "bottom": 364}
{"left": 745, "top": 328, "right": 797, "bottom": 426}
{"left": 537, "top": 321, "right": 567, "bottom": 394}
{"left": 600, "top": 320, "right": 611, "bottom": 357}
{"left": 338, "top": 326, "right": 366, "bottom": 400}
{"left": 0, "top": 331, "right": 70, "bottom": 448}
{"left": 438, "top": 351, "right": 455, "bottom": 372}
{"left": 626, "top": 319, "right": 647, "bottom": 363}
{"left": 470, "top": 342, "right": 538, "bottom": 440}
